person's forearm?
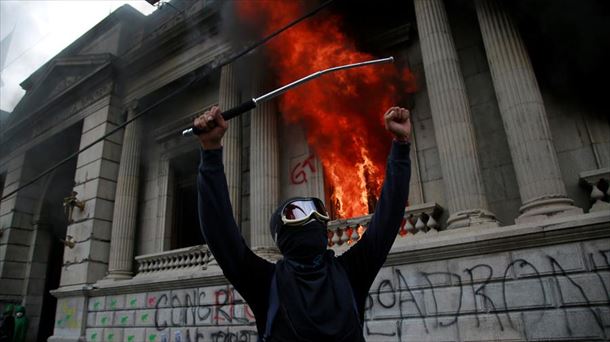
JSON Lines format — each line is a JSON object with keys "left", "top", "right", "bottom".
{"left": 364, "top": 141, "right": 411, "bottom": 264}
{"left": 337, "top": 140, "right": 411, "bottom": 278}
{"left": 197, "top": 147, "right": 247, "bottom": 279}
{"left": 375, "top": 140, "right": 411, "bottom": 228}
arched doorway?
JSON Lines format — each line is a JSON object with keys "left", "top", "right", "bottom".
{"left": 22, "top": 122, "right": 81, "bottom": 342}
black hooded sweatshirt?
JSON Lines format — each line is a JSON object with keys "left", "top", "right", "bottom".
{"left": 198, "top": 141, "right": 411, "bottom": 341}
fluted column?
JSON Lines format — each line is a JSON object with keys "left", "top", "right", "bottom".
{"left": 219, "top": 64, "right": 242, "bottom": 222}
{"left": 249, "top": 76, "right": 280, "bottom": 254}
{"left": 475, "top": 0, "right": 582, "bottom": 222}
{"left": 107, "top": 102, "right": 141, "bottom": 279}
{"left": 414, "top": 0, "right": 497, "bottom": 228}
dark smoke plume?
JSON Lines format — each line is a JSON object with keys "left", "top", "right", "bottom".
{"left": 505, "top": 0, "right": 610, "bottom": 115}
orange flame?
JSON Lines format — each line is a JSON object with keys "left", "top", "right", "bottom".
{"left": 236, "top": 2, "right": 416, "bottom": 218}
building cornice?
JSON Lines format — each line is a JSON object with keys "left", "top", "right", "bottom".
{"left": 1, "top": 59, "right": 115, "bottom": 139}
{"left": 0, "top": 73, "right": 116, "bottom": 168}
{"left": 386, "top": 211, "right": 610, "bottom": 266}
{"left": 21, "top": 5, "right": 144, "bottom": 90}
{"left": 51, "top": 268, "right": 229, "bottom": 298}
{"left": 117, "top": 1, "right": 220, "bottom": 77}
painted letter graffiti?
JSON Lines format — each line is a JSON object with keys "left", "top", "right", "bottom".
{"left": 290, "top": 154, "right": 317, "bottom": 184}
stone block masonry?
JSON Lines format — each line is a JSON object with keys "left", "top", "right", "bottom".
{"left": 61, "top": 97, "right": 122, "bottom": 287}
{"left": 85, "top": 286, "right": 258, "bottom": 342}
{"left": 363, "top": 237, "right": 610, "bottom": 341}
{"left": 81, "top": 234, "right": 610, "bottom": 341}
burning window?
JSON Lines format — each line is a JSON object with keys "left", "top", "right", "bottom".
{"left": 235, "top": 1, "right": 416, "bottom": 219}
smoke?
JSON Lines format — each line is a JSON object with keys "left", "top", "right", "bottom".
{"left": 504, "top": 0, "right": 610, "bottom": 114}
{"left": 216, "top": 0, "right": 309, "bottom": 96}
{"left": 229, "top": 1, "right": 417, "bottom": 218}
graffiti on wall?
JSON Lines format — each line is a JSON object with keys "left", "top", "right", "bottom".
{"left": 290, "top": 154, "right": 317, "bottom": 185}
{"left": 56, "top": 301, "right": 79, "bottom": 329}
{"left": 142, "top": 328, "right": 258, "bottom": 342}
{"left": 152, "top": 286, "right": 255, "bottom": 329}
{"left": 87, "top": 248, "right": 610, "bottom": 341}
{"left": 88, "top": 285, "right": 258, "bottom": 342}
{"left": 363, "top": 250, "right": 610, "bottom": 340}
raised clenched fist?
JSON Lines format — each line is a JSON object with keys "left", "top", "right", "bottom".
{"left": 384, "top": 107, "right": 411, "bottom": 143}
{"left": 193, "top": 105, "right": 228, "bottom": 150}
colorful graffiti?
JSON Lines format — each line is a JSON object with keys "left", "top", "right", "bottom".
{"left": 55, "top": 301, "right": 78, "bottom": 329}
{"left": 85, "top": 247, "right": 610, "bottom": 341}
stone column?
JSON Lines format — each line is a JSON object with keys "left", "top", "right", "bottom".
{"left": 0, "top": 155, "right": 34, "bottom": 299}
{"left": 249, "top": 76, "right": 280, "bottom": 255}
{"left": 107, "top": 102, "right": 141, "bottom": 279}
{"left": 475, "top": 0, "right": 582, "bottom": 222}
{"left": 219, "top": 64, "right": 242, "bottom": 222}
{"left": 414, "top": 0, "right": 497, "bottom": 228}
{"left": 52, "top": 90, "right": 120, "bottom": 342}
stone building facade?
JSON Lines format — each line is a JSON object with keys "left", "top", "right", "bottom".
{"left": 0, "top": 1, "right": 608, "bottom": 341}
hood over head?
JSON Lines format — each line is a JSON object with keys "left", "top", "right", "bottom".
{"left": 2, "top": 304, "right": 13, "bottom": 315}
{"left": 270, "top": 198, "right": 329, "bottom": 262}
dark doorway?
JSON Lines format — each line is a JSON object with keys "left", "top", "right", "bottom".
{"left": 24, "top": 122, "right": 81, "bottom": 342}
{"left": 171, "top": 149, "right": 205, "bottom": 249}
{"left": 0, "top": 173, "right": 5, "bottom": 197}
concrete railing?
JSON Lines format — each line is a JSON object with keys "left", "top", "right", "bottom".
{"left": 327, "top": 202, "right": 443, "bottom": 249}
{"left": 135, "top": 245, "right": 210, "bottom": 275}
{"left": 579, "top": 168, "right": 610, "bottom": 213}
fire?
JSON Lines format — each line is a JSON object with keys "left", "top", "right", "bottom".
{"left": 236, "top": 2, "right": 416, "bottom": 218}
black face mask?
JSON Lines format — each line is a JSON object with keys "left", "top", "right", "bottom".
{"left": 274, "top": 219, "right": 361, "bottom": 341}
{"left": 276, "top": 220, "right": 328, "bottom": 262}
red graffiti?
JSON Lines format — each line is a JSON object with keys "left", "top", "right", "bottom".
{"left": 213, "top": 287, "right": 235, "bottom": 324}
{"left": 290, "top": 154, "right": 317, "bottom": 185}
{"left": 147, "top": 296, "right": 156, "bottom": 307}
{"left": 245, "top": 304, "right": 255, "bottom": 320}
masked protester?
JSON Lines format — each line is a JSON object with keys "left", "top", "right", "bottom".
{"left": 195, "top": 106, "right": 411, "bottom": 341}
{"left": 13, "top": 305, "right": 28, "bottom": 342}
{"left": 0, "top": 304, "right": 14, "bottom": 342}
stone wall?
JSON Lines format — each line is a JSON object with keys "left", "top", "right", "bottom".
{"left": 136, "top": 84, "right": 219, "bottom": 256}
{"left": 544, "top": 90, "right": 610, "bottom": 208}
{"left": 366, "top": 239, "right": 609, "bottom": 341}
{"left": 79, "top": 213, "right": 609, "bottom": 342}
{"left": 85, "top": 286, "right": 257, "bottom": 342}
{"left": 279, "top": 118, "right": 325, "bottom": 202}
{"left": 448, "top": 2, "right": 521, "bottom": 225}
{"left": 2, "top": 1, "right": 609, "bottom": 341}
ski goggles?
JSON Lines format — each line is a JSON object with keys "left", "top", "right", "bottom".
{"left": 281, "top": 197, "right": 330, "bottom": 226}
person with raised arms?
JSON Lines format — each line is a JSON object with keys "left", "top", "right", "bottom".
{"left": 194, "top": 105, "right": 412, "bottom": 341}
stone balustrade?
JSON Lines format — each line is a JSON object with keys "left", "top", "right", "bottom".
{"left": 135, "top": 245, "right": 210, "bottom": 275}
{"left": 579, "top": 168, "right": 610, "bottom": 213}
{"left": 134, "top": 203, "right": 444, "bottom": 272}
{"left": 327, "top": 202, "right": 443, "bottom": 250}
